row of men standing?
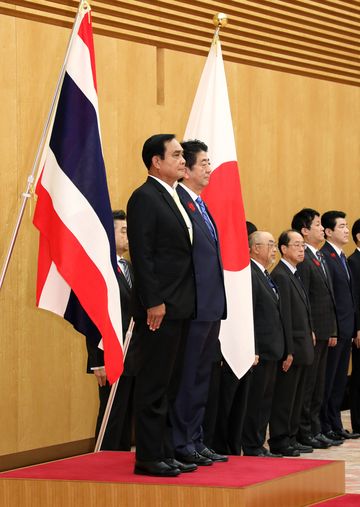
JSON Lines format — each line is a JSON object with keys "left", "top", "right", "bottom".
{"left": 86, "top": 133, "right": 360, "bottom": 472}
{"left": 243, "top": 210, "right": 360, "bottom": 458}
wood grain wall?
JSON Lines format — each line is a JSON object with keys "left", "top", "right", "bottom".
{"left": 0, "top": 0, "right": 359, "bottom": 458}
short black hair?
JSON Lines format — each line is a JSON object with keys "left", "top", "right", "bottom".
{"left": 246, "top": 221, "right": 257, "bottom": 237}
{"left": 142, "top": 134, "right": 175, "bottom": 170}
{"left": 112, "top": 209, "right": 126, "bottom": 221}
{"left": 181, "top": 139, "right": 208, "bottom": 170}
{"left": 321, "top": 210, "right": 346, "bottom": 238}
{"left": 278, "top": 229, "right": 298, "bottom": 256}
{"left": 352, "top": 218, "right": 360, "bottom": 244}
{"left": 291, "top": 208, "right": 320, "bottom": 233}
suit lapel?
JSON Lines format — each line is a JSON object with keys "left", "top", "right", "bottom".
{"left": 252, "top": 261, "right": 278, "bottom": 303}
{"left": 281, "top": 262, "right": 309, "bottom": 309}
{"left": 177, "top": 186, "right": 217, "bottom": 248}
{"left": 323, "top": 241, "right": 351, "bottom": 288}
{"left": 147, "top": 178, "right": 192, "bottom": 243}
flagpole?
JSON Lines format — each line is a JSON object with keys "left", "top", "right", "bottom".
{"left": 212, "top": 12, "right": 228, "bottom": 42}
{"left": 94, "top": 318, "right": 135, "bottom": 452}
{"left": 0, "top": 0, "right": 90, "bottom": 291}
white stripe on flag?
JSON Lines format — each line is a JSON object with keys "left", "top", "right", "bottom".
{"left": 38, "top": 262, "right": 71, "bottom": 315}
{"left": 41, "top": 149, "right": 122, "bottom": 341}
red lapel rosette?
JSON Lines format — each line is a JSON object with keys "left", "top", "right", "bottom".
{"left": 312, "top": 258, "right": 320, "bottom": 267}
{"left": 330, "top": 252, "right": 337, "bottom": 258}
{"left": 187, "top": 202, "right": 195, "bottom": 212}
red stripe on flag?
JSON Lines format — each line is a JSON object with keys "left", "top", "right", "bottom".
{"left": 78, "top": 12, "right": 97, "bottom": 91}
{"left": 202, "top": 161, "right": 250, "bottom": 272}
{"left": 33, "top": 181, "right": 123, "bottom": 383}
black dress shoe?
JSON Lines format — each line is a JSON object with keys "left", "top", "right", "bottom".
{"left": 261, "top": 448, "right": 283, "bottom": 458}
{"left": 176, "top": 451, "right": 213, "bottom": 466}
{"left": 293, "top": 442, "right": 313, "bottom": 453}
{"left": 299, "top": 436, "right": 330, "bottom": 449}
{"left": 315, "top": 433, "right": 343, "bottom": 447}
{"left": 199, "top": 447, "right": 228, "bottom": 462}
{"left": 326, "top": 430, "right": 345, "bottom": 442}
{"left": 335, "top": 429, "right": 360, "bottom": 439}
{"left": 243, "top": 448, "right": 266, "bottom": 456}
{"left": 163, "top": 458, "right": 197, "bottom": 473}
{"left": 134, "top": 460, "right": 181, "bottom": 477}
{"left": 272, "top": 446, "right": 300, "bottom": 457}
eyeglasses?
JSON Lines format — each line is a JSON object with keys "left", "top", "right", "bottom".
{"left": 256, "top": 242, "right": 278, "bottom": 249}
{"left": 288, "top": 242, "right": 306, "bottom": 249}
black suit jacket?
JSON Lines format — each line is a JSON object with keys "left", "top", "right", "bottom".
{"left": 177, "top": 185, "right": 226, "bottom": 322}
{"left": 250, "top": 261, "right": 285, "bottom": 360}
{"left": 127, "top": 177, "right": 195, "bottom": 320}
{"left": 348, "top": 249, "right": 360, "bottom": 326}
{"left": 296, "top": 248, "right": 337, "bottom": 340}
{"left": 321, "top": 241, "right": 357, "bottom": 339}
{"left": 86, "top": 262, "right": 137, "bottom": 375}
{"left": 271, "top": 261, "right": 314, "bottom": 366}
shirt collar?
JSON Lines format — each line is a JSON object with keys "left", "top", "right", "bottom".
{"left": 305, "top": 243, "right": 318, "bottom": 256}
{"left": 178, "top": 182, "right": 199, "bottom": 202}
{"left": 251, "top": 258, "right": 266, "bottom": 273}
{"left": 149, "top": 175, "right": 175, "bottom": 195}
{"left": 326, "top": 241, "right": 343, "bottom": 257}
{"left": 281, "top": 258, "right": 297, "bottom": 274}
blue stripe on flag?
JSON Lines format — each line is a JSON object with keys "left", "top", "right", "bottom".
{"left": 49, "top": 72, "right": 117, "bottom": 268}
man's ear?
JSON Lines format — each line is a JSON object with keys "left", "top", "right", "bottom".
{"left": 152, "top": 155, "right": 161, "bottom": 170}
{"left": 356, "top": 232, "right": 360, "bottom": 245}
{"left": 301, "top": 227, "right": 309, "bottom": 239}
{"left": 325, "top": 227, "right": 332, "bottom": 239}
{"left": 183, "top": 166, "right": 191, "bottom": 180}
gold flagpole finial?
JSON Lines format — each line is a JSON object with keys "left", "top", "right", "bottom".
{"left": 212, "top": 13, "right": 228, "bottom": 44}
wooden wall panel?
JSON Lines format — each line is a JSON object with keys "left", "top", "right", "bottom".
{"left": 0, "top": 0, "right": 360, "bottom": 458}
{"left": 0, "top": 0, "right": 359, "bottom": 85}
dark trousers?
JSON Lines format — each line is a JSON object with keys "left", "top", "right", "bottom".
{"left": 212, "top": 360, "right": 251, "bottom": 455}
{"left": 298, "top": 340, "right": 328, "bottom": 439}
{"left": 134, "top": 318, "right": 189, "bottom": 461}
{"left": 202, "top": 360, "right": 222, "bottom": 448}
{"left": 320, "top": 337, "right": 352, "bottom": 433}
{"left": 96, "top": 375, "right": 134, "bottom": 450}
{"left": 242, "top": 359, "right": 278, "bottom": 452}
{"left": 170, "top": 320, "right": 221, "bottom": 455}
{"left": 350, "top": 344, "right": 360, "bottom": 432}
{"left": 269, "top": 363, "right": 308, "bottom": 451}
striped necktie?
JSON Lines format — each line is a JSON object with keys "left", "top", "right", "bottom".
{"left": 316, "top": 251, "right": 328, "bottom": 279}
{"left": 118, "top": 259, "right": 132, "bottom": 288}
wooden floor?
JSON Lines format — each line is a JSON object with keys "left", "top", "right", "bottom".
{"left": 296, "top": 411, "right": 360, "bottom": 495}
{"left": 0, "top": 455, "right": 344, "bottom": 507}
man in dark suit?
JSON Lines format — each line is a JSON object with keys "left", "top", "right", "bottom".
{"left": 242, "top": 231, "right": 286, "bottom": 457}
{"left": 127, "top": 134, "right": 196, "bottom": 477}
{"left": 169, "top": 139, "right": 227, "bottom": 466}
{"left": 346, "top": 219, "right": 360, "bottom": 434}
{"left": 268, "top": 230, "right": 315, "bottom": 456}
{"left": 320, "top": 211, "right": 360, "bottom": 440}
{"left": 86, "top": 210, "right": 136, "bottom": 450}
{"left": 291, "top": 209, "right": 341, "bottom": 449}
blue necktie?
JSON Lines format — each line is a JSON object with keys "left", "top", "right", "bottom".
{"left": 264, "top": 269, "right": 279, "bottom": 298}
{"left": 195, "top": 197, "right": 216, "bottom": 241}
{"left": 340, "top": 252, "right": 350, "bottom": 279}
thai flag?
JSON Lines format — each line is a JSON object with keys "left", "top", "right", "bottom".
{"left": 33, "top": 7, "right": 123, "bottom": 384}
{"left": 184, "top": 37, "right": 255, "bottom": 379}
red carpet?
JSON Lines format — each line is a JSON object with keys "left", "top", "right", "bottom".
{"left": 312, "top": 494, "right": 360, "bottom": 506}
{"left": 1, "top": 451, "right": 333, "bottom": 487}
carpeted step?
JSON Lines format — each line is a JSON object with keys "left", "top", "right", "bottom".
{"left": 309, "top": 494, "right": 360, "bottom": 506}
